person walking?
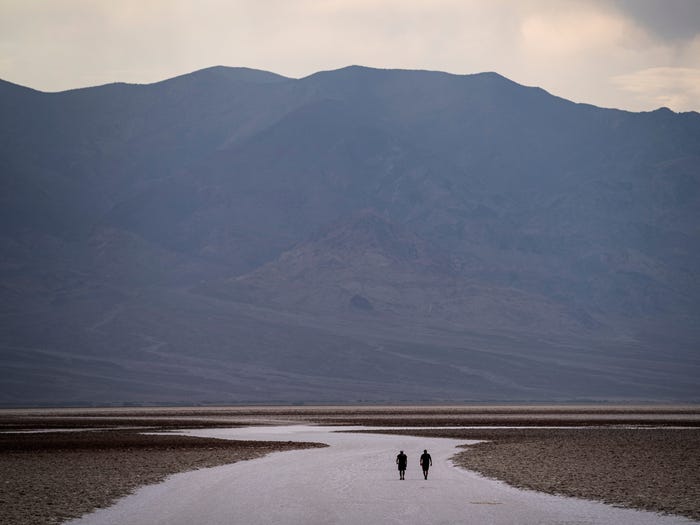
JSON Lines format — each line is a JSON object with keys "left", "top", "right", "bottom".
{"left": 420, "top": 449, "right": 432, "bottom": 480}
{"left": 396, "top": 450, "right": 407, "bottom": 480}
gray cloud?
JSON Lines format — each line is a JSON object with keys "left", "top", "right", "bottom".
{"left": 611, "top": 0, "right": 700, "bottom": 41}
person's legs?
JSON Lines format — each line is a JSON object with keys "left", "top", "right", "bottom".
{"left": 423, "top": 468, "right": 428, "bottom": 479}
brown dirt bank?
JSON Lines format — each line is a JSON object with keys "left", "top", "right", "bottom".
{"left": 362, "top": 427, "right": 700, "bottom": 521}
{"left": 0, "top": 431, "right": 326, "bottom": 525}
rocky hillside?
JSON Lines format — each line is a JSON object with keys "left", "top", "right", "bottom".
{"left": 1, "top": 66, "right": 699, "bottom": 404}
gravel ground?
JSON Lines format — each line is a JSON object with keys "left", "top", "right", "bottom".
{"left": 0, "top": 431, "right": 326, "bottom": 525}
{"left": 363, "top": 427, "right": 700, "bottom": 521}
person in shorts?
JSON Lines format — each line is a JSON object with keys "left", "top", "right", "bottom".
{"left": 396, "top": 450, "right": 407, "bottom": 480}
{"left": 420, "top": 449, "right": 432, "bottom": 479}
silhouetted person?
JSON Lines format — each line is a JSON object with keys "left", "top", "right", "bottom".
{"left": 396, "top": 450, "right": 407, "bottom": 480}
{"left": 420, "top": 449, "right": 432, "bottom": 479}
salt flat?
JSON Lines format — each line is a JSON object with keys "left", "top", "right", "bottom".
{"left": 67, "top": 425, "right": 698, "bottom": 525}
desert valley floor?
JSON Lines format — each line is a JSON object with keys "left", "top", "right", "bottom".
{"left": 1, "top": 405, "right": 698, "bottom": 524}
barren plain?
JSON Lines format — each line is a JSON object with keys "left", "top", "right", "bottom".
{"left": 1, "top": 405, "right": 698, "bottom": 524}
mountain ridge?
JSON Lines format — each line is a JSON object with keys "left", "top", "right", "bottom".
{"left": 4, "top": 65, "right": 691, "bottom": 115}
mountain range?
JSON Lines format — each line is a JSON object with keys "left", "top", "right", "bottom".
{"left": 1, "top": 65, "right": 699, "bottom": 405}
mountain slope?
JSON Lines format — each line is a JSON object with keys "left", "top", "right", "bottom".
{"left": 1, "top": 66, "right": 699, "bottom": 405}
{"left": 209, "top": 210, "right": 594, "bottom": 336}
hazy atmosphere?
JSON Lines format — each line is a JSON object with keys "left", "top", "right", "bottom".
{"left": 1, "top": 0, "right": 700, "bottom": 112}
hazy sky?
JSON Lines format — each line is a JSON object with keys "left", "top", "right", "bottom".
{"left": 1, "top": 0, "right": 699, "bottom": 112}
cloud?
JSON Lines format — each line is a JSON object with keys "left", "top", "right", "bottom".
{"left": 519, "top": 6, "right": 643, "bottom": 57}
{"left": 611, "top": 0, "right": 700, "bottom": 42}
{"left": 612, "top": 67, "right": 700, "bottom": 112}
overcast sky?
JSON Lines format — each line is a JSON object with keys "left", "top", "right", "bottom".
{"left": 1, "top": 0, "right": 699, "bottom": 112}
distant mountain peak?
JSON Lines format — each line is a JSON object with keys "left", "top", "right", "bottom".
{"left": 0, "top": 78, "right": 42, "bottom": 96}
{"left": 651, "top": 106, "right": 675, "bottom": 115}
{"left": 308, "top": 64, "right": 518, "bottom": 83}
{"left": 158, "top": 65, "right": 290, "bottom": 86}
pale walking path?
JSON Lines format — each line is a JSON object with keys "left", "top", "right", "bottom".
{"left": 68, "top": 426, "right": 697, "bottom": 525}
